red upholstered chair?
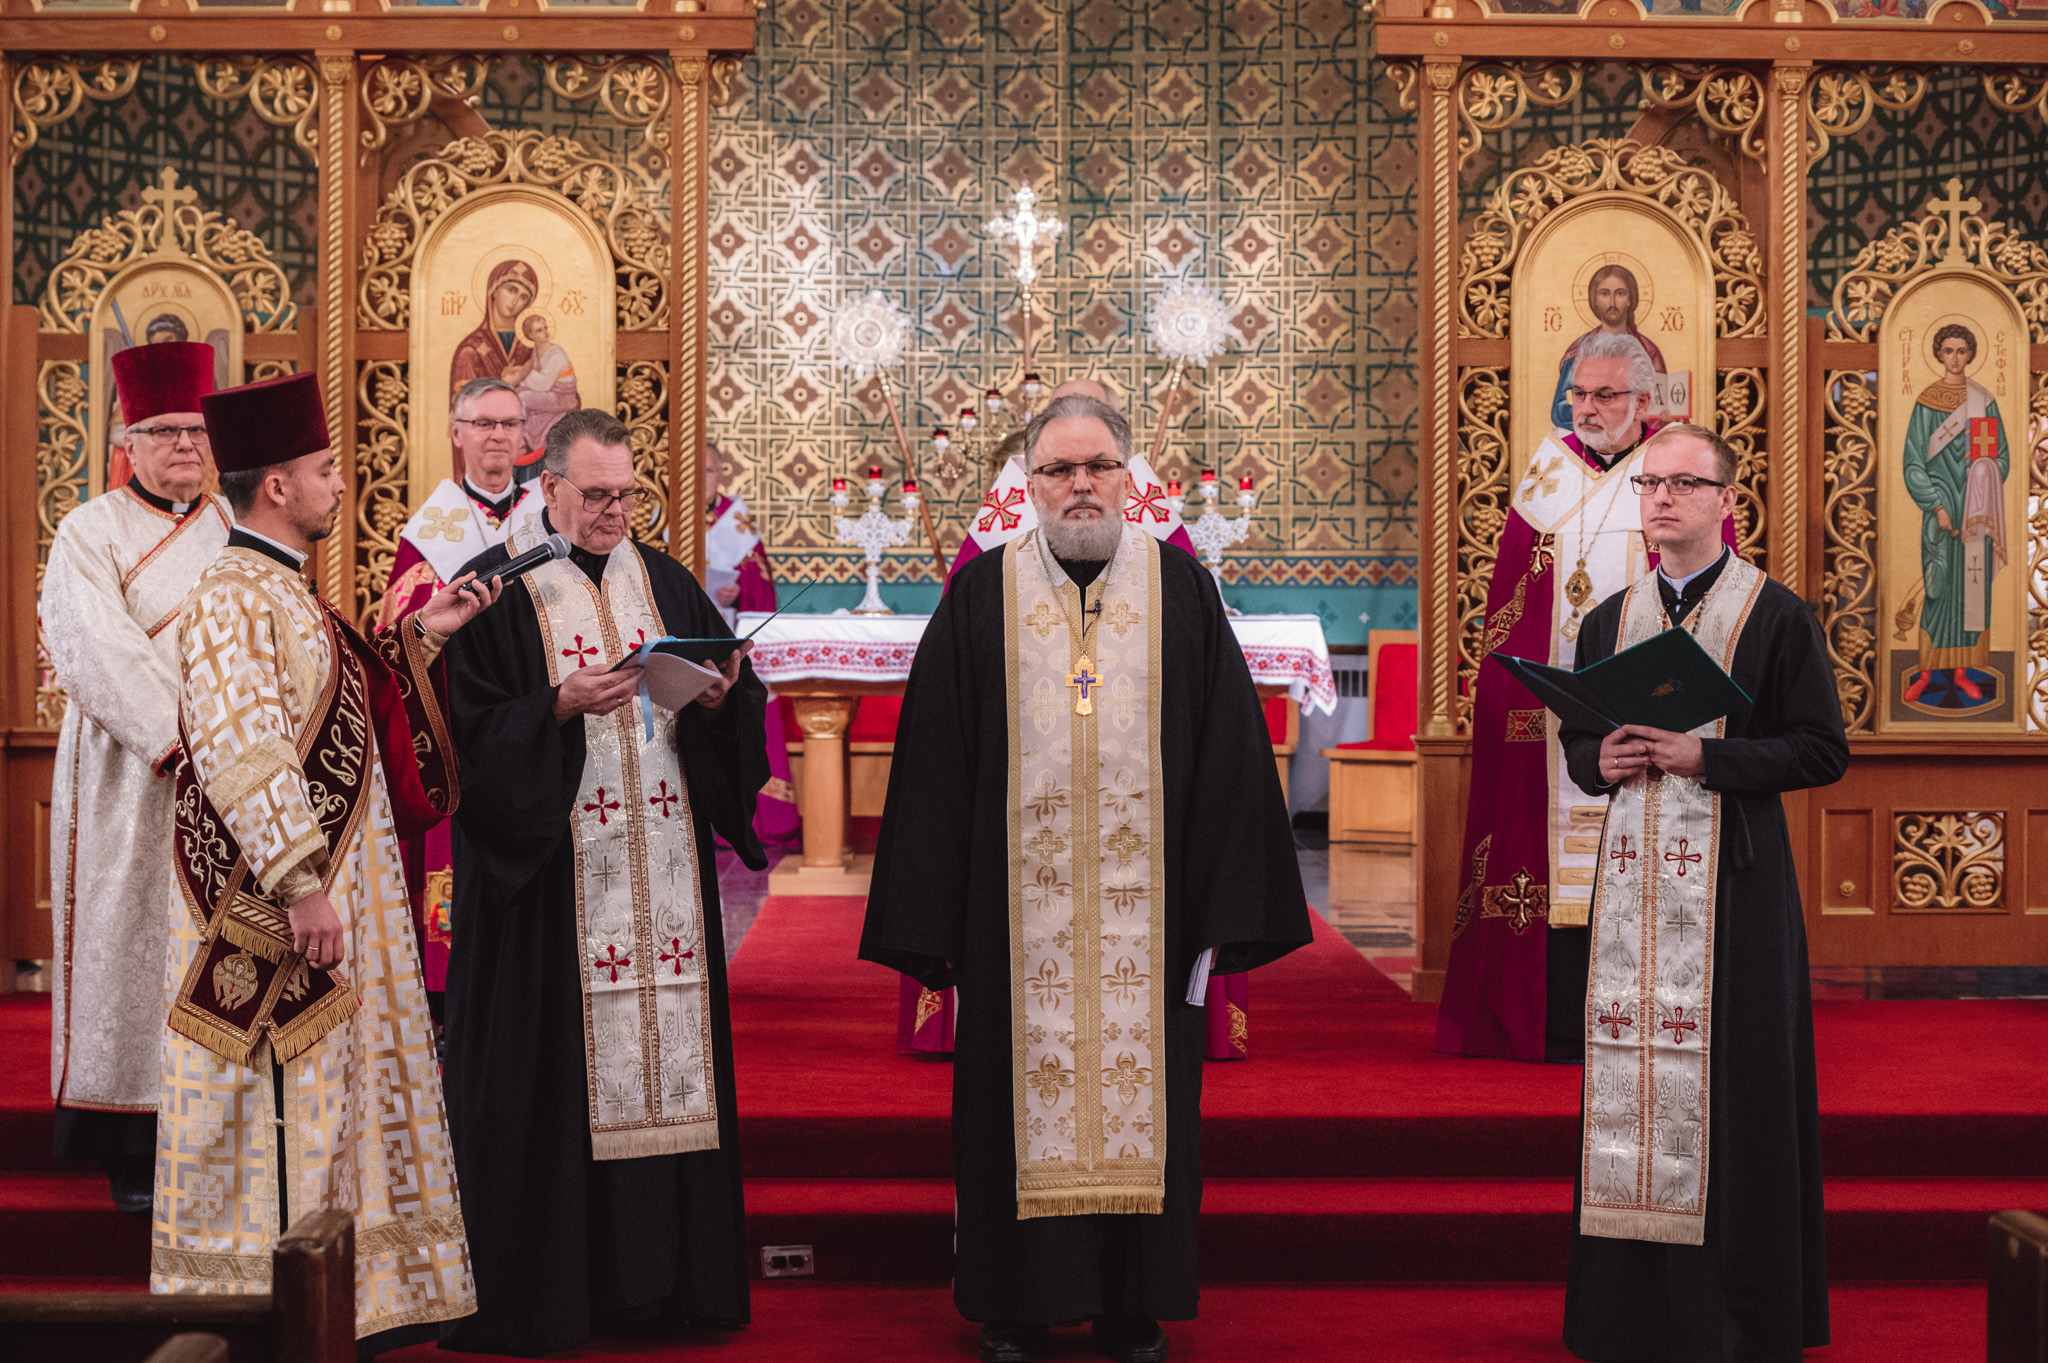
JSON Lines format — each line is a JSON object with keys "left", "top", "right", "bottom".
{"left": 1321, "top": 630, "right": 1418, "bottom": 844}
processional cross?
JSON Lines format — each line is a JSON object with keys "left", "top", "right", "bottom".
{"left": 1927, "top": 177, "right": 1982, "bottom": 263}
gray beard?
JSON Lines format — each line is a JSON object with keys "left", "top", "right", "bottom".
{"left": 1041, "top": 510, "right": 1122, "bottom": 561}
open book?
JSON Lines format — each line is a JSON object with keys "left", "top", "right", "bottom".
{"left": 1491, "top": 626, "right": 1751, "bottom": 736}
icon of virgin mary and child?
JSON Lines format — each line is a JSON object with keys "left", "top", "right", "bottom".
{"left": 449, "top": 259, "right": 581, "bottom": 466}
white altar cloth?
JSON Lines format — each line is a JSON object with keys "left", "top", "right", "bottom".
{"left": 740, "top": 610, "right": 1338, "bottom": 715}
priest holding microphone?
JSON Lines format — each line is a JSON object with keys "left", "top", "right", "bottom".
{"left": 439, "top": 407, "right": 767, "bottom": 1354}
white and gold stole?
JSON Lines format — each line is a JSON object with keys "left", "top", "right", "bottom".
{"left": 514, "top": 522, "right": 719, "bottom": 1160}
{"left": 1580, "top": 553, "right": 1764, "bottom": 1246}
{"left": 1514, "top": 436, "right": 1652, "bottom": 926}
{"left": 1004, "top": 522, "right": 1167, "bottom": 1219}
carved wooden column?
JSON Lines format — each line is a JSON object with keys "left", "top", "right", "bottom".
{"left": 315, "top": 51, "right": 357, "bottom": 611}
{"left": 1412, "top": 55, "right": 1462, "bottom": 1003}
{"left": 671, "top": 50, "right": 709, "bottom": 579}
{"left": 1768, "top": 60, "right": 1811, "bottom": 595}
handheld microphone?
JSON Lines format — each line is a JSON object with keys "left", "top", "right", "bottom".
{"left": 462, "top": 533, "right": 569, "bottom": 597}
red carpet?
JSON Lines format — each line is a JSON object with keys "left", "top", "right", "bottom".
{"left": 722, "top": 896, "right": 2048, "bottom": 1284}
{"left": 388, "top": 1281, "right": 1985, "bottom": 1362}
{"left": 2, "top": 892, "right": 2041, "bottom": 1356}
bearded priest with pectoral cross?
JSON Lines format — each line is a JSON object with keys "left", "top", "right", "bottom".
{"left": 1559, "top": 423, "right": 1847, "bottom": 1361}
{"left": 861, "top": 394, "right": 1313, "bottom": 1363}
{"left": 440, "top": 408, "right": 767, "bottom": 1355}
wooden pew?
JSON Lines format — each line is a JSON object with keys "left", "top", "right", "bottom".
{"left": 0, "top": 1209, "right": 354, "bottom": 1363}
{"left": 1990, "top": 1209, "right": 2048, "bottom": 1363}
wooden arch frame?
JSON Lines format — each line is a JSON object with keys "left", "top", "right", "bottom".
{"left": 0, "top": 5, "right": 756, "bottom": 970}
{"left": 1375, "top": 0, "right": 2048, "bottom": 997}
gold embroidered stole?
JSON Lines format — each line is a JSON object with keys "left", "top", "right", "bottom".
{"left": 1581, "top": 554, "right": 1763, "bottom": 1246}
{"left": 516, "top": 524, "right": 719, "bottom": 1159}
{"left": 1004, "top": 523, "right": 1167, "bottom": 1219}
{"left": 1513, "top": 439, "right": 1652, "bottom": 927}
{"left": 167, "top": 608, "right": 371, "bottom": 1064}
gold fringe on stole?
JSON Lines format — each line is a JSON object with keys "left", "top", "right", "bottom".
{"left": 589, "top": 1120, "right": 723, "bottom": 1162}
{"left": 1580, "top": 1207, "right": 1708, "bottom": 1247}
{"left": 219, "top": 915, "right": 289, "bottom": 962}
{"left": 269, "top": 981, "right": 359, "bottom": 1063}
{"left": 165, "top": 1003, "right": 261, "bottom": 1065}
{"left": 1017, "top": 1190, "right": 1166, "bottom": 1221}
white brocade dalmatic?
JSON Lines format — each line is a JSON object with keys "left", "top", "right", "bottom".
{"left": 1004, "top": 524, "right": 1168, "bottom": 1219}
{"left": 513, "top": 522, "right": 720, "bottom": 1160}
{"left": 1580, "top": 555, "right": 1764, "bottom": 1247}
{"left": 44, "top": 489, "right": 232, "bottom": 1111}
{"left": 155, "top": 548, "right": 472, "bottom": 1338}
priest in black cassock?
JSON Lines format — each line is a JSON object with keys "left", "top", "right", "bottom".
{"left": 862, "top": 394, "right": 1313, "bottom": 1363}
{"left": 1559, "top": 423, "right": 1846, "bottom": 1362}
{"left": 440, "top": 407, "right": 766, "bottom": 1355}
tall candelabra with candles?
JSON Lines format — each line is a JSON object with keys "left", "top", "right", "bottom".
{"left": 829, "top": 290, "right": 948, "bottom": 577}
{"left": 1167, "top": 470, "right": 1258, "bottom": 615}
{"left": 930, "top": 183, "right": 1066, "bottom": 475}
{"left": 832, "top": 464, "right": 920, "bottom": 615}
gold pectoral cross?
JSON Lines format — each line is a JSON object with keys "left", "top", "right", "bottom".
{"left": 1066, "top": 656, "right": 1101, "bottom": 716}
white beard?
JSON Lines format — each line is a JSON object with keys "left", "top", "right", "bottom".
{"left": 1041, "top": 509, "right": 1122, "bottom": 561}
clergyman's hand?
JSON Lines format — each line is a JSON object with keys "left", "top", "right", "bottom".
{"left": 1597, "top": 727, "right": 1652, "bottom": 787}
{"left": 695, "top": 639, "right": 754, "bottom": 711}
{"left": 555, "top": 661, "right": 643, "bottom": 724}
{"left": 288, "top": 891, "right": 347, "bottom": 970}
{"left": 1616, "top": 723, "right": 1705, "bottom": 780}
{"left": 714, "top": 583, "right": 742, "bottom": 606}
{"left": 417, "top": 571, "right": 503, "bottom": 636}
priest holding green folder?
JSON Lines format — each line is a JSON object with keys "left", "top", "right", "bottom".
{"left": 1554, "top": 422, "right": 1848, "bottom": 1362}
{"left": 438, "top": 407, "right": 765, "bottom": 1353}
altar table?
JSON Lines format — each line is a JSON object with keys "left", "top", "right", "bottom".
{"left": 741, "top": 611, "right": 1337, "bottom": 892}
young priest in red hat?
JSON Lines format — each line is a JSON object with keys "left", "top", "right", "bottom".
{"left": 41, "top": 341, "right": 232, "bottom": 1213}
{"left": 151, "top": 371, "right": 499, "bottom": 1351}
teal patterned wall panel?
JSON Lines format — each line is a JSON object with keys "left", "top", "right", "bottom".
{"left": 13, "top": 56, "right": 317, "bottom": 310}
{"left": 704, "top": 0, "right": 1421, "bottom": 588}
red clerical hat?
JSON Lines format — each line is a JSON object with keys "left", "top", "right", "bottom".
{"left": 110, "top": 342, "right": 215, "bottom": 427}
{"left": 201, "top": 372, "right": 331, "bottom": 474}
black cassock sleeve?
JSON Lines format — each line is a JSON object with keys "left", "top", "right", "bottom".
{"left": 446, "top": 542, "right": 772, "bottom": 899}
{"left": 858, "top": 558, "right": 982, "bottom": 992}
{"left": 1562, "top": 600, "right": 1622, "bottom": 800}
{"left": 1164, "top": 548, "right": 1313, "bottom": 977}
{"left": 642, "top": 546, "right": 771, "bottom": 871}
{"left": 1561, "top": 582, "right": 1850, "bottom": 801}
{"left": 1696, "top": 596, "right": 1849, "bottom": 797}
{"left": 446, "top": 544, "right": 584, "bottom": 902}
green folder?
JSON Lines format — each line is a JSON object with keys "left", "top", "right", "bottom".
{"left": 1491, "top": 627, "right": 1752, "bottom": 736}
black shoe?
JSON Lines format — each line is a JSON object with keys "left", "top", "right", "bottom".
{"left": 104, "top": 1157, "right": 152, "bottom": 1215}
{"left": 1091, "top": 1317, "right": 1168, "bottom": 1363}
{"left": 979, "top": 1323, "right": 1050, "bottom": 1363}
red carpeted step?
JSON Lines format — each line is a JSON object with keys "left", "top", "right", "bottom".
{"left": 729, "top": 898, "right": 2048, "bottom": 1182}
{"left": 0, "top": 996, "right": 62, "bottom": 1172}
{"left": 390, "top": 1280, "right": 1985, "bottom": 1363}
{"left": 744, "top": 1175, "right": 2048, "bottom": 1284}
{"left": 0, "top": 1171, "right": 150, "bottom": 1278}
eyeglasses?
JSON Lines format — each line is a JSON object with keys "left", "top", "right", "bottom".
{"left": 1028, "top": 460, "right": 1128, "bottom": 485}
{"left": 455, "top": 417, "right": 524, "bottom": 434}
{"left": 551, "top": 472, "right": 641, "bottom": 512}
{"left": 1566, "top": 387, "right": 1637, "bottom": 406}
{"left": 1630, "top": 474, "right": 1728, "bottom": 496}
{"left": 132, "top": 423, "right": 209, "bottom": 445}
